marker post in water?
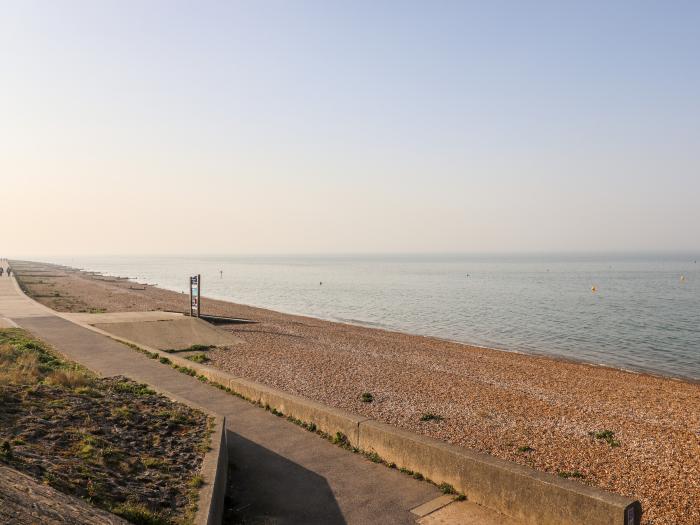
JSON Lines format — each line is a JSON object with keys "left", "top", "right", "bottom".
{"left": 189, "top": 274, "right": 201, "bottom": 318}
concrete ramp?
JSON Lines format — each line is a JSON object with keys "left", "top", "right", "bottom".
{"left": 67, "top": 312, "right": 243, "bottom": 351}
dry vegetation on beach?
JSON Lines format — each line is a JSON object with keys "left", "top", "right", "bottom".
{"left": 0, "top": 327, "right": 211, "bottom": 525}
{"left": 11, "top": 260, "right": 700, "bottom": 525}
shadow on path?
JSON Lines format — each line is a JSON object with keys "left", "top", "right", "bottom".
{"left": 225, "top": 430, "right": 346, "bottom": 525}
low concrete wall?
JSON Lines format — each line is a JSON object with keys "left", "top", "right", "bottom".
{"left": 359, "top": 420, "right": 640, "bottom": 525}
{"left": 168, "top": 356, "right": 641, "bottom": 525}
{"left": 230, "top": 377, "right": 367, "bottom": 446}
{"left": 194, "top": 361, "right": 367, "bottom": 445}
{"left": 195, "top": 417, "right": 228, "bottom": 525}
{"left": 55, "top": 313, "right": 641, "bottom": 525}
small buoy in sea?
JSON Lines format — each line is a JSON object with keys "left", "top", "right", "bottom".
{"left": 319, "top": 281, "right": 323, "bottom": 285}
{"left": 591, "top": 285, "right": 597, "bottom": 293}
{"left": 680, "top": 275, "right": 685, "bottom": 282}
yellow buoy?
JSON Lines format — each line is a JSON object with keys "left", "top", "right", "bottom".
{"left": 591, "top": 286, "right": 597, "bottom": 292}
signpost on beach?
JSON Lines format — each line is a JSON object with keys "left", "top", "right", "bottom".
{"left": 189, "top": 274, "right": 201, "bottom": 318}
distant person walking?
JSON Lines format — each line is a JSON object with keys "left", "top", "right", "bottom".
{"left": 6, "top": 267, "right": 11, "bottom": 277}
{"left": 0, "top": 267, "right": 4, "bottom": 277}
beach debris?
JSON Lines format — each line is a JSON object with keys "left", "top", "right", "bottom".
{"left": 420, "top": 413, "right": 444, "bottom": 422}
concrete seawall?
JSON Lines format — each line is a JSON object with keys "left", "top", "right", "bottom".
{"left": 43, "top": 304, "right": 641, "bottom": 525}
{"left": 131, "top": 350, "right": 641, "bottom": 525}
{"left": 358, "top": 420, "right": 640, "bottom": 525}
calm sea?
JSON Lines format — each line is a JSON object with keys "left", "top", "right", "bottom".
{"left": 44, "top": 254, "right": 700, "bottom": 381}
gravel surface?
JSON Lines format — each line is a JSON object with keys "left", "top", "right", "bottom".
{"left": 12, "top": 260, "right": 700, "bottom": 525}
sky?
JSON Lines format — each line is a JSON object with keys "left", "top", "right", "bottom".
{"left": 1, "top": 1, "right": 699, "bottom": 256}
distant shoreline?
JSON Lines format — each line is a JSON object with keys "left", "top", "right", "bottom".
{"left": 18, "top": 258, "right": 700, "bottom": 384}
{"left": 10, "top": 259, "right": 700, "bottom": 525}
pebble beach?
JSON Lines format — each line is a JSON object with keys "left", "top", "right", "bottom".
{"left": 10, "top": 260, "right": 700, "bottom": 525}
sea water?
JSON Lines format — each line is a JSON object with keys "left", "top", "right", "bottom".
{"left": 44, "top": 254, "right": 700, "bottom": 381}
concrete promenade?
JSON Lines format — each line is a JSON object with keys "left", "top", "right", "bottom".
{"left": 0, "top": 262, "right": 504, "bottom": 524}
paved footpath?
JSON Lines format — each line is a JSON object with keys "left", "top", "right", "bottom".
{"left": 0, "top": 264, "right": 441, "bottom": 524}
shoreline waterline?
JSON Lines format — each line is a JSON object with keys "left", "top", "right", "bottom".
{"left": 73, "top": 271, "right": 699, "bottom": 385}
{"left": 26, "top": 253, "right": 700, "bottom": 381}
{"left": 206, "top": 292, "right": 700, "bottom": 385}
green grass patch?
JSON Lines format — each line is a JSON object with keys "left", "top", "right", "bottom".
{"left": 173, "top": 365, "right": 197, "bottom": 376}
{"left": 589, "top": 429, "right": 621, "bottom": 448}
{"left": 0, "top": 328, "right": 91, "bottom": 385}
{"left": 112, "top": 380, "right": 155, "bottom": 397}
{"left": 112, "top": 502, "right": 171, "bottom": 525}
{"left": 141, "top": 456, "right": 166, "bottom": 469}
{"left": 188, "top": 475, "right": 204, "bottom": 488}
{"left": 439, "top": 482, "right": 456, "bottom": 494}
{"left": 185, "top": 353, "right": 209, "bottom": 364}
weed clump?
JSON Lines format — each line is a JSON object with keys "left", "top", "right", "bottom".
{"left": 420, "top": 413, "right": 444, "bottom": 422}
{"left": 360, "top": 392, "right": 374, "bottom": 403}
{"left": 589, "top": 429, "right": 621, "bottom": 448}
{"left": 188, "top": 475, "right": 204, "bottom": 488}
{"left": 366, "top": 451, "right": 382, "bottom": 463}
{"left": 332, "top": 432, "right": 349, "bottom": 446}
{"left": 112, "top": 380, "right": 155, "bottom": 397}
{"left": 439, "top": 482, "right": 456, "bottom": 494}
{"left": 112, "top": 502, "right": 169, "bottom": 525}
{"left": 45, "top": 370, "right": 92, "bottom": 389}
{"left": 186, "top": 353, "right": 209, "bottom": 364}
{"left": 1, "top": 440, "right": 12, "bottom": 460}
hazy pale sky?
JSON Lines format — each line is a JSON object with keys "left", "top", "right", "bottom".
{"left": 2, "top": 1, "right": 699, "bottom": 256}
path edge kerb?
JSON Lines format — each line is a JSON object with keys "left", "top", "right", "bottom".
{"left": 8, "top": 275, "right": 229, "bottom": 525}
{"left": 11, "top": 277, "right": 641, "bottom": 525}
{"left": 194, "top": 416, "right": 228, "bottom": 525}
